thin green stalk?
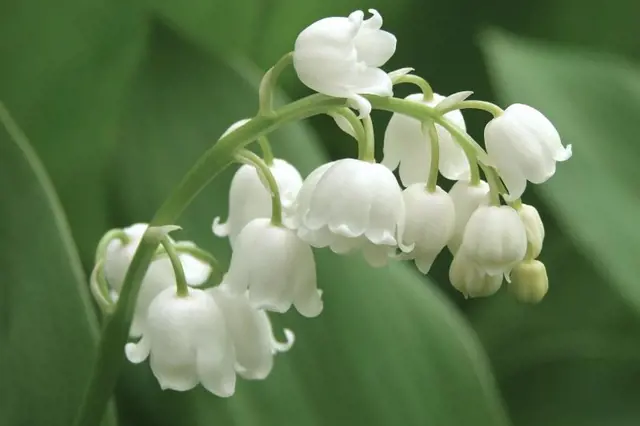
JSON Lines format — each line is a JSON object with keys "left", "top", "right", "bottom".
{"left": 392, "top": 74, "right": 434, "bottom": 100}
{"left": 236, "top": 149, "right": 283, "bottom": 226}
{"left": 258, "top": 52, "right": 294, "bottom": 115}
{"left": 94, "top": 229, "right": 130, "bottom": 263}
{"left": 362, "top": 115, "right": 375, "bottom": 162}
{"left": 424, "top": 121, "right": 440, "bottom": 192}
{"left": 366, "top": 95, "right": 490, "bottom": 165}
{"left": 480, "top": 163, "right": 502, "bottom": 206}
{"left": 439, "top": 100, "right": 504, "bottom": 116}
{"left": 257, "top": 136, "right": 274, "bottom": 165}
{"left": 159, "top": 236, "right": 189, "bottom": 297}
{"left": 89, "top": 260, "right": 114, "bottom": 314}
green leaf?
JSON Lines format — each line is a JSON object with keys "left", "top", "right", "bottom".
{"left": 0, "top": 105, "right": 116, "bottom": 426}
{"left": 481, "top": 30, "right": 640, "bottom": 314}
{"left": 110, "top": 25, "right": 510, "bottom": 426}
{"left": 0, "top": 0, "right": 148, "bottom": 263}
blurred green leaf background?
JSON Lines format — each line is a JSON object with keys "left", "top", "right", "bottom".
{"left": 1, "top": 0, "right": 640, "bottom": 425}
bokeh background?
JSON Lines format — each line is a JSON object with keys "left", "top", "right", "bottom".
{"left": 2, "top": 0, "right": 640, "bottom": 425}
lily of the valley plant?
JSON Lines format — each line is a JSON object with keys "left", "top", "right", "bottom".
{"left": 75, "top": 8, "right": 571, "bottom": 426}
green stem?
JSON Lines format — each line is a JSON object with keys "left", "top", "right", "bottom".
{"left": 94, "top": 229, "right": 130, "bottom": 263}
{"left": 89, "top": 260, "right": 114, "bottom": 314}
{"left": 174, "top": 243, "right": 225, "bottom": 286}
{"left": 73, "top": 91, "right": 490, "bottom": 426}
{"left": 236, "top": 149, "right": 283, "bottom": 226}
{"left": 480, "top": 163, "right": 502, "bottom": 206}
{"left": 159, "top": 236, "right": 189, "bottom": 297}
{"left": 257, "top": 136, "right": 274, "bottom": 165}
{"left": 392, "top": 74, "right": 434, "bottom": 100}
{"left": 366, "top": 95, "right": 490, "bottom": 165}
{"left": 258, "top": 52, "right": 294, "bottom": 115}
{"left": 362, "top": 115, "right": 375, "bottom": 162}
{"left": 439, "top": 100, "right": 504, "bottom": 116}
{"left": 424, "top": 121, "right": 440, "bottom": 192}
{"left": 332, "top": 107, "right": 366, "bottom": 142}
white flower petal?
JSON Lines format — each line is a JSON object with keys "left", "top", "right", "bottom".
{"left": 435, "top": 91, "right": 473, "bottom": 111}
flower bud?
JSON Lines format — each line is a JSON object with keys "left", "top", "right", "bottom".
{"left": 518, "top": 204, "right": 544, "bottom": 259}
{"left": 508, "top": 260, "right": 549, "bottom": 303}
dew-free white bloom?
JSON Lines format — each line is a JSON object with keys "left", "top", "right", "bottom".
{"left": 225, "top": 218, "right": 322, "bottom": 317}
{"left": 295, "top": 158, "right": 408, "bottom": 267}
{"left": 125, "top": 287, "right": 236, "bottom": 397}
{"left": 293, "top": 9, "right": 396, "bottom": 117}
{"left": 449, "top": 251, "right": 503, "bottom": 298}
{"left": 518, "top": 203, "right": 545, "bottom": 259}
{"left": 401, "top": 184, "right": 455, "bottom": 273}
{"left": 458, "top": 205, "right": 527, "bottom": 276}
{"left": 485, "top": 104, "right": 572, "bottom": 200}
{"left": 104, "top": 224, "right": 211, "bottom": 338}
{"left": 382, "top": 93, "right": 469, "bottom": 186}
{"left": 209, "top": 283, "right": 294, "bottom": 380}
{"left": 212, "top": 158, "right": 303, "bottom": 247}
{"left": 447, "top": 180, "right": 490, "bottom": 254}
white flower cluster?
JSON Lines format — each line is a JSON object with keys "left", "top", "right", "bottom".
{"left": 98, "top": 224, "right": 293, "bottom": 396}
{"left": 91, "top": 8, "right": 570, "bottom": 397}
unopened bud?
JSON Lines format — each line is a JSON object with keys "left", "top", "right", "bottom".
{"left": 509, "top": 260, "right": 548, "bottom": 303}
{"left": 518, "top": 204, "right": 545, "bottom": 259}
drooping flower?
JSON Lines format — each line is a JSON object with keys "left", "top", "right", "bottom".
{"left": 294, "top": 158, "right": 408, "bottom": 267}
{"left": 457, "top": 205, "right": 527, "bottom": 276}
{"left": 125, "top": 287, "right": 236, "bottom": 397}
{"left": 293, "top": 9, "right": 396, "bottom": 117}
{"left": 225, "top": 218, "right": 322, "bottom": 317}
{"left": 517, "top": 203, "right": 545, "bottom": 259}
{"left": 447, "top": 180, "right": 490, "bottom": 254}
{"left": 212, "top": 159, "right": 303, "bottom": 247}
{"left": 104, "top": 223, "right": 211, "bottom": 338}
{"left": 382, "top": 93, "right": 469, "bottom": 186}
{"left": 208, "top": 283, "right": 294, "bottom": 380}
{"left": 449, "top": 251, "right": 503, "bottom": 298}
{"left": 508, "top": 259, "right": 549, "bottom": 303}
{"left": 400, "top": 184, "right": 455, "bottom": 273}
{"left": 485, "top": 104, "right": 572, "bottom": 200}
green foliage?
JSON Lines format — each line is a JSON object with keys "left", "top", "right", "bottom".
{"left": 0, "top": 106, "right": 116, "bottom": 426}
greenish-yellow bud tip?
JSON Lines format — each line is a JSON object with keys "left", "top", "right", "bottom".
{"left": 509, "top": 260, "right": 548, "bottom": 304}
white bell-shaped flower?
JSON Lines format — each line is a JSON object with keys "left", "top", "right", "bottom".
{"left": 401, "top": 184, "right": 455, "bottom": 273}
{"left": 209, "top": 283, "right": 294, "bottom": 380}
{"left": 125, "top": 287, "right": 236, "bottom": 397}
{"left": 225, "top": 218, "right": 321, "bottom": 317}
{"left": 458, "top": 205, "right": 527, "bottom": 276}
{"left": 447, "top": 180, "right": 491, "bottom": 254}
{"left": 449, "top": 251, "right": 503, "bottom": 298}
{"left": 293, "top": 9, "right": 396, "bottom": 117}
{"left": 104, "top": 224, "right": 211, "bottom": 338}
{"left": 213, "top": 158, "right": 303, "bottom": 247}
{"left": 382, "top": 93, "right": 469, "bottom": 185}
{"left": 485, "top": 104, "right": 572, "bottom": 200}
{"left": 295, "top": 158, "right": 407, "bottom": 267}
{"left": 518, "top": 203, "right": 545, "bottom": 259}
